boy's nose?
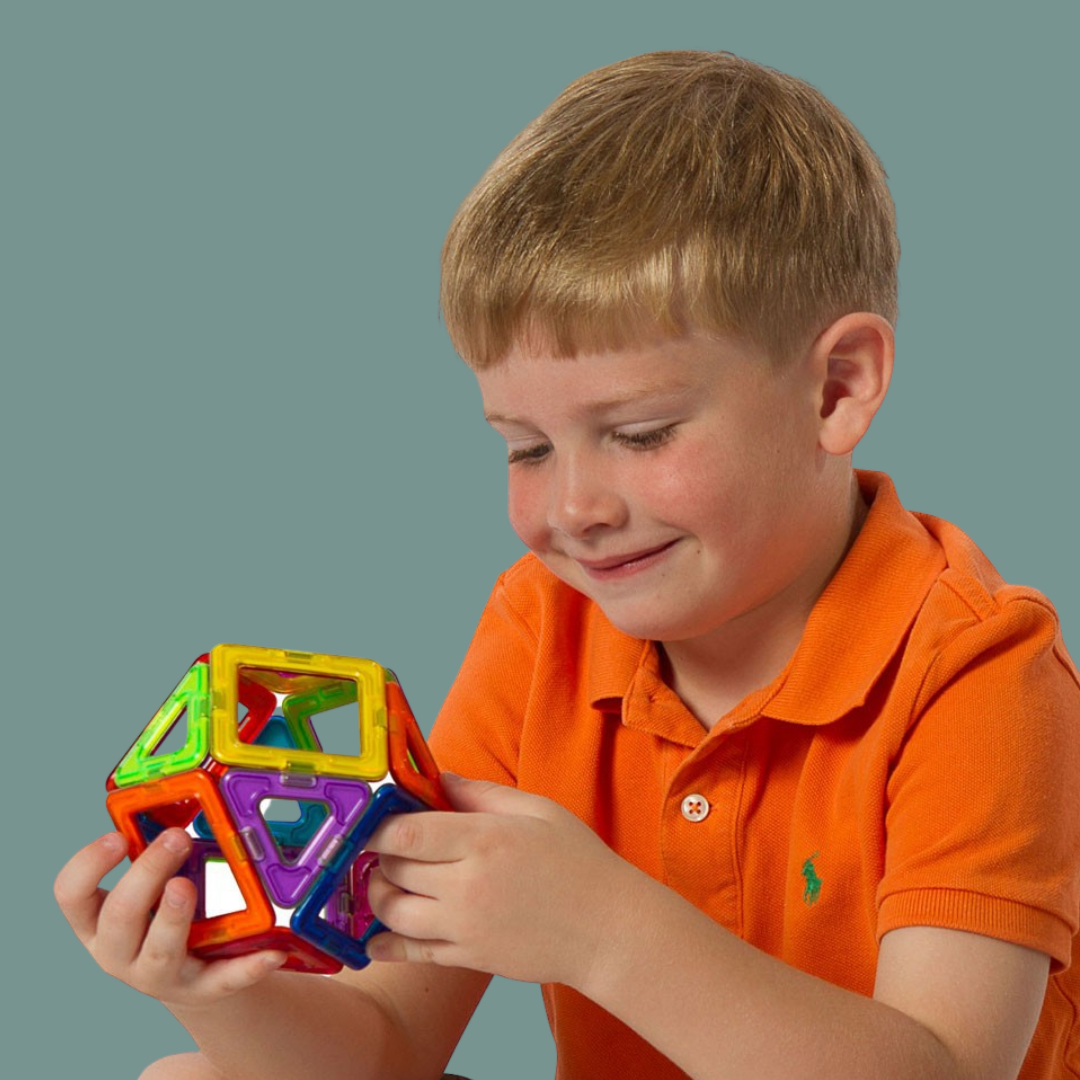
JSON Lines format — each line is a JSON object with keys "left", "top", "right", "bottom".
{"left": 547, "top": 455, "right": 627, "bottom": 538}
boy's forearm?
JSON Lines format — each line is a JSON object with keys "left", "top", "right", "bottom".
{"left": 166, "top": 972, "right": 420, "bottom": 1080}
{"left": 574, "top": 864, "right": 954, "bottom": 1080}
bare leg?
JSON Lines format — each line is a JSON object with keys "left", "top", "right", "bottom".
{"left": 139, "top": 1052, "right": 472, "bottom": 1080}
{"left": 138, "top": 1053, "right": 225, "bottom": 1080}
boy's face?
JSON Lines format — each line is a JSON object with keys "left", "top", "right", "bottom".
{"left": 477, "top": 332, "right": 853, "bottom": 652}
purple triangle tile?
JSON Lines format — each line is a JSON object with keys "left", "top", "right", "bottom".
{"left": 221, "top": 770, "right": 372, "bottom": 907}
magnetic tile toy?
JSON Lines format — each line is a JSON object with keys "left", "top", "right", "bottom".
{"left": 221, "top": 770, "right": 372, "bottom": 906}
{"left": 106, "top": 769, "right": 275, "bottom": 953}
{"left": 291, "top": 785, "right": 427, "bottom": 969}
{"left": 209, "top": 645, "right": 389, "bottom": 781}
{"left": 189, "top": 710, "right": 327, "bottom": 842}
{"left": 107, "top": 657, "right": 210, "bottom": 791}
{"left": 104, "top": 645, "right": 450, "bottom": 973}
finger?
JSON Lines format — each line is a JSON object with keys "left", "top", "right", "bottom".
{"left": 375, "top": 851, "right": 451, "bottom": 899}
{"left": 365, "top": 929, "right": 454, "bottom": 966}
{"left": 190, "top": 951, "right": 288, "bottom": 998}
{"left": 366, "top": 810, "right": 468, "bottom": 863}
{"left": 54, "top": 832, "right": 131, "bottom": 943}
{"left": 440, "top": 773, "right": 553, "bottom": 818}
{"left": 134, "top": 876, "right": 199, "bottom": 986}
{"left": 367, "top": 866, "right": 445, "bottom": 942}
{"left": 96, "top": 828, "right": 193, "bottom": 966}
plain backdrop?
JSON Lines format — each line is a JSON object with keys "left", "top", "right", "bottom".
{"left": 4, "top": 2, "right": 1078, "bottom": 1077}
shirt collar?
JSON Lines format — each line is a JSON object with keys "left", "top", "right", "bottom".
{"left": 585, "top": 471, "right": 946, "bottom": 735}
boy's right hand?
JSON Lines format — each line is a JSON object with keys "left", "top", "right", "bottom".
{"left": 54, "top": 830, "right": 286, "bottom": 1010}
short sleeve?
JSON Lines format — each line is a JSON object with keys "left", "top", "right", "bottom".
{"left": 427, "top": 565, "right": 541, "bottom": 789}
{"left": 877, "top": 595, "right": 1080, "bottom": 970}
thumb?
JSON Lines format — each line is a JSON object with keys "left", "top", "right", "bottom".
{"left": 440, "top": 772, "right": 547, "bottom": 817}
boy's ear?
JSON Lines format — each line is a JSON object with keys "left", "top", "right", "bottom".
{"left": 811, "top": 313, "right": 894, "bottom": 456}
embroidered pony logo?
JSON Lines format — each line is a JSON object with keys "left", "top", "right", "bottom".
{"left": 801, "top": 853, "right": 822, "bottom": 906}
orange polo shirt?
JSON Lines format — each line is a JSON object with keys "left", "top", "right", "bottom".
{"left": 430, "top": 471, "right": 1080, "bottom": 1080}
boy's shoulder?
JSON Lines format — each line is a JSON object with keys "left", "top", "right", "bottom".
{"left": 860, "top": 470, "right": 1072, "bottom": 657}
{"left": 771, "top": 470, "right": 1079, "bottom": 725}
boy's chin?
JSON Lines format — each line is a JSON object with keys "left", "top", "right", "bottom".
{"left": 590, "top": 599, "right": 702, "bottom": 644}
{"left": 535, "top": 553, "right": 716, "bottom": 641}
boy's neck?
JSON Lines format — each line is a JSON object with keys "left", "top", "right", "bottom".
{"left": 659, "top": 475, "right": 869, "bottom": 731}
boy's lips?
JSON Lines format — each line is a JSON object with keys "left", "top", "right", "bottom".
{"left": 573, "top": 540, "right": 680, "bottom": 578}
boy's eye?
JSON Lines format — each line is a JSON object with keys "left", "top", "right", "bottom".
{"left": 612, "top": 424, "right": 677, "bottom": 450}
{"left": 506, "top": 426, "right": 677, "bottom": 464}
{"left": 507, "top": 443, "right": 551, "bottom": 466}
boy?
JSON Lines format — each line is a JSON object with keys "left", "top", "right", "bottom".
{"left": 55, "top": 51, "right": 1080, "bottom": 1080}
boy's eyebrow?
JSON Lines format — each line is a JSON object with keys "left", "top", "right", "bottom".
{"left": 483, "top": 381, "right": 697, "bottom": 425}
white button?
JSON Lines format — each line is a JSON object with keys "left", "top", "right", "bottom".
{"left": 680, "top": 793, "right": 710, "bottom": 822}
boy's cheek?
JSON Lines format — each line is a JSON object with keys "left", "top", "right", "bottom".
{"left": 506, "top": 481, "right": 548, "bottom": 553}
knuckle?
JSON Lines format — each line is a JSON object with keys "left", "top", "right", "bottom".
{"left": 160, "top": 878, "right": 194, "bottom": 916}
{"left": 97, "top": 955, "right": 129, "bottom": 983}
{"left": 471, "top": 823, "right": 508, "bottom": 863}
{"left": 53, "top": 875, "right": 78, "bottom": 912}
{"left": 372, "top": 854, "right": 400, "bottom": 883}
{"left": 142, "top": 839, "right": 186, "bottom": 873}
{"left": 215, "top": 971, "right": 247, "bottom": 996}
{"left": 104, "top": 889, "right": 150, "bottom": 926}
{"left": 375, "top": 890, "right": 408, "bottom": 931}
{"left": 390, "top": 816, "right": 425, "bottom": 854}
{"left": 148, "top": 908, "right": 185, "bottom": 942}
{"left": 376, "top": 893, "right": 429, "bottom": 943}
{"left": 210, "top": 959, "right": 263, "bottom": 998}
{"left": 140, "top": 940, "right": 176, "bottom": 970}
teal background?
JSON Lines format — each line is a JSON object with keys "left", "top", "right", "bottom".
{"left": 5, "top": 1, "right": 1077, "bottom": 1076}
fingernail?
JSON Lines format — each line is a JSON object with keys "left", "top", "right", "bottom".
{"left": 366, "top": 935, "right": 394, "bottom": 962}
{"left": 102, "top": 832, "right": 126, "bottom": 854}
{"left": 164, "top": 881, "right": 188, "bottom": 909}
{"left": 162, "top": 830, "right": 189, "bottom": 854}
{"left": 441, "top": 771, "right": 463, "bottom": 783}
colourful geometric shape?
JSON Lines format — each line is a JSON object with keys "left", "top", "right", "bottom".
{"left": 106, "top": 770, "right": 273, "bottom": 952}
{"left": 221, "top": 770, "right": 372, "bottom": 907}
{"left": 291, "top": 784, "right": 426, "bottom": 969}
{"left": 209, "top": 645, "right": 389, "bottom": 781}
{"left": 107, "top": 658, "right": 210, "bottom": 790}
{"left": 251, "top": 710, "right": 323, "bottom": 753}
{"left": 281, "top": 678, "right": 354, "bottom": 751}
{"left": 104, "top": 645, "right": 452, "bottom": 977}
{"left": 190, "top": 710, "right": 325, "bottom": 841}
{"left": 386, "top": 674, "right": 452, "bottom": 811}
{"left": 329, "top": 851, "right": 379, "bottom": 938}
{"left": 178, "top": 839, "right": 342, "bottom": 975}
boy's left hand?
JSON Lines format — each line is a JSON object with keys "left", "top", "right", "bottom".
{"left": 364, "top": 773, "right": 630, "bottom": 989}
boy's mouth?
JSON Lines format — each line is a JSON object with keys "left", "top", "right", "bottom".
{"left": 575, "top": 540, "right": 679, "bottom": 578}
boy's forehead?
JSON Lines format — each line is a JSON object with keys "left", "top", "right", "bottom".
{"left": 476, "top": 332, "right": 780, "bottom": 421}
{"left": 481, "top": 378, "right": 694, "bottom": 425}
{"left": 497, "top": 328, "right": 769, "bottom": 374}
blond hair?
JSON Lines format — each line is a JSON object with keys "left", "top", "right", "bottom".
{"left": 440, "top": 51, "right": 898, "bottom": 367}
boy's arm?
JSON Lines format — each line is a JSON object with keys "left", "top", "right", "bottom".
{"left": 579, "top": 861, "right": 1050, "bottom": 1080}
{"left": 367, "top": 775, "right": 1050, "bottom": 1080}
{"left": 55, "top": 829, "right": 490, "bottom": 1080}
{"left": 165, "top": 962, "right": 490, "bottom": 1080}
